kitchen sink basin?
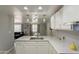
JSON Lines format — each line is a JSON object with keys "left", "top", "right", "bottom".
{"left": 30, "top": 36, "right": 44, "bottom": 40}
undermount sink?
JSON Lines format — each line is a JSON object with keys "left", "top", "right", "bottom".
{"left": 30, "top": 36, "right": 44, "bottom": 40}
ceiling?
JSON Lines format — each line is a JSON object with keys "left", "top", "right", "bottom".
{"left": 0, "top": 5, "right": 63, "bottom": 19}
{"left": 13, "top": 5, "right": 63, "bottom": 18}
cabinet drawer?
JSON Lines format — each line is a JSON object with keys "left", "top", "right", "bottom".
{"left": 23, "top": 44, "right": 49, "bottom": 46}
{"left": 22, "top": 41, "right": 48, "bottom": 44}
{"left": 37, "top": 46, "right": 49, "bottom": 50}
{"left": 21, "top": 41, "right": 49, "bottom": 46}
{"left": 15, "top": 41, "right": 57, "bottom": 54}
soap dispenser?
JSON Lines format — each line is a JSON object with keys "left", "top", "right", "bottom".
{"left": 69, "top": 42, "right": 77, "bottom": 51}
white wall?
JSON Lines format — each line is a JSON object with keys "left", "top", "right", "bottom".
{"left": 63, "top": 5, "right": 79, "bottom": 23}
{"left": 0, "top": 9, "right": 14, "bottom": 53}
{"left": 62, "top": 5, "right": 79, "bottom": 30}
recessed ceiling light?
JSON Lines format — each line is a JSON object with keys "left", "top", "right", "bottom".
{"left": 24, "top": 6, "right": 28, "bottom": 10}
{"left": 38, "top": 6, "right": 43, "bottom": 10}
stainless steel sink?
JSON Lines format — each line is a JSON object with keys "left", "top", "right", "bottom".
{"left": 30, "top": 36, "right": 44, "bottom": 40}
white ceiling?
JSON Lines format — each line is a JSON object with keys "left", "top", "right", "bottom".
{"left": 13, "top": 5, "right": 63, "bottom": 17}
{"left": 0, "top": 5, "right": 63, "bottom": 19}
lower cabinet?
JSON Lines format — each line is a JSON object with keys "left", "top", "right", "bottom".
{"left": 15, "top": 41, "right": 56, "bottom": 54}
{"left": 24, "top": 45, "right": 49, "bottom": 54}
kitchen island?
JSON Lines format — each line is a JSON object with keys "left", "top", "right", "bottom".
{"left": 15, "top": 36, "right": 79, "bottom": 54}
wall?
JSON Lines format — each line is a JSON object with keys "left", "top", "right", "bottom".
{"left": 63, "top": 5, "right": 79, "bottom": 23}
{"left": 0, "top": 8, "right": 14, "bottom": 53}
{"left": 62, "top": 5, "right": 79, "bottom": 30}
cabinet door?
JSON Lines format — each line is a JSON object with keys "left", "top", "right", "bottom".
{"left": 15, "top": 42, "right": 38, "bottom": 54}
{"left": 48, "top": 44, "right": 57, "bottom": 54}
{"left": 24, "top": 45, "right": 38, "bottom": 54}
{"left": 15, "top": 43, "right": 25, "bottom": 54}
{"left": 55, "top": 8, "right": 63, "bottom": 29}
{"left": 24, "top": 41, "right": 49, "bottom": 54}
{"left": 37, "top": 45, "right": 49, "bottom": 54}
{"left": 15, "top": 41, "right": 56, "bottom": 54}
{"left": 51, "top": 15, "right": 55, "bottom": 29}
{"left": 62, "top": 23, "right": 71, "bottom": 30}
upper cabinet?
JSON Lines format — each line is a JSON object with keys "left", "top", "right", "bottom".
{"left": 50, "top": 7, "right": 63, "bottom": 30}
{"left": 51, "top": 5, "right": 79, "bottom": 31}
{"left": 50, "top": 15, "right": 55, "bottom": 29}
{"left": 54, "top": 8, "right": 63, "bottom": 29}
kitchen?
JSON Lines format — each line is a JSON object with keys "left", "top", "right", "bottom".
{"left": 0, "top": 5, "right": 79, "bottom": 54}
{"left": 14, "top": 5, "right": 79, "bottom": 54}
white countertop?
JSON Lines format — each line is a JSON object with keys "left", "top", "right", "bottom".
{"left": 15, "top": 36, "right": 79, "bottom": 54}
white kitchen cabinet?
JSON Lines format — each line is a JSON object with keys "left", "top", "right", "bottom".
{"left": 54, "top": 8, "right": 63, "bottom": 30}
{"left": 48, "top": 44, "right": 57, "bottom": 53}
{"left": 50, "top": 15, "right": 55, "bottom": 29}
{"left": 51, "top": 6, "right": 79, "bottom": 30}
{"left": 15, "top": 41, "right": 56, "bottom": 54}
{"left": 24, "top": 41, "right": 49, "bottom": 54}
{"left": 24, "top": 46, "right": 37, "bottom": 54}
{"left": 37, "top": 45, "right": 49, "bottom": 54}
{"left": 51, "top": 6, "right": 71, "bottom": 30}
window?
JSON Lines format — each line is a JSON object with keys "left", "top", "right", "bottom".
{"left": 31, "top": 14, "right": 38, "bottom": 35}
{"left": 32, "top": 24, "right": 37, "bottom": 32}
{"left": 14, "top": 15, "right": 22, "bottom": 32}
{"left": 14, "top": 24, "right": 21, "bottom": 32}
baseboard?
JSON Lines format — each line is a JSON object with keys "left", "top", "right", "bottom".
{"left": 0, "top": 46, "right": 14, "bottom": 54}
